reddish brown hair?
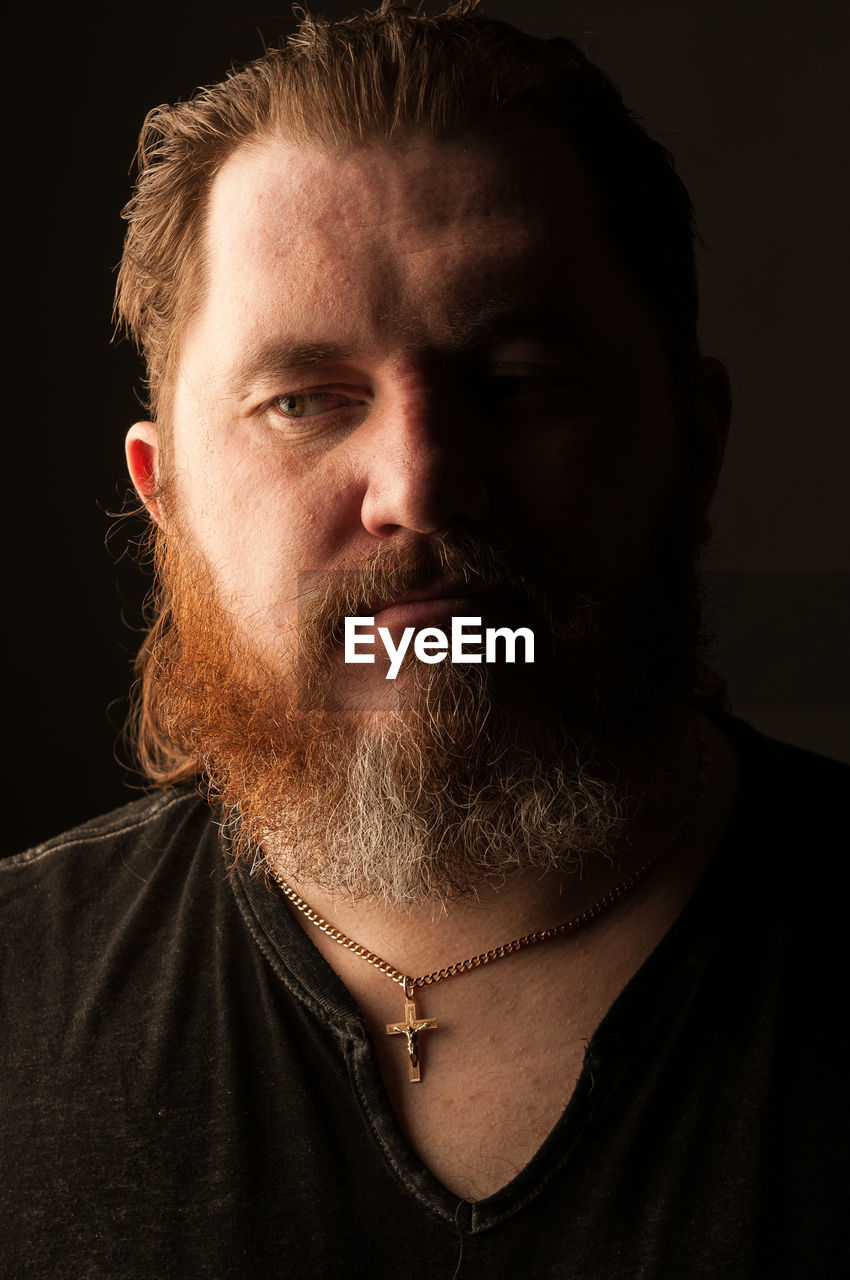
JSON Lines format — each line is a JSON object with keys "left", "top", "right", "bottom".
{"left": 115, "top": 0, "right": 698, "bottom": 429}
{"left": 118, "top": 1, "right": 706, "bottom": 783}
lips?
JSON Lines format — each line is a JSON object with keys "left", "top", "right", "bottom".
{"left": 357, "top": 582, "right": 532, "bottom": 642}
{"left": 368, "top": 578, "right": 510, "bottom": 616}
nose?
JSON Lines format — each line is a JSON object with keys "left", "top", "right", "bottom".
{"left": 358, "top": 377, "right": 489, "bottom": 538}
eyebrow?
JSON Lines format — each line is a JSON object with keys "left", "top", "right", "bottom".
{"left": 231, "top": 298, "right": 581, "bottom": 397}
{"left": 441, "top": 298, "right": 581, "bottom": 349}
{"left": 231, "top": 342, "right": 358, "bottom": 397}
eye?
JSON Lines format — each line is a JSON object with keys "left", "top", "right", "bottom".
{"left": 484, "top": 363, "right": 579, "bottom": 404}
{"left": 489, "top": 361, "right": 576, "bottom": 385}
{"left": 274, "top": 391, "right": 357, "bottom": 420}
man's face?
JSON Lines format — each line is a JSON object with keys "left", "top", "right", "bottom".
{"left": 127, "top": 127, "right": 723, "bottom": 905}
{"left": 157, "top": 129, "right": 683, "bottom": 670}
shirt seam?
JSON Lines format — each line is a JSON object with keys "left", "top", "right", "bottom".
{"left": 344, "top": 1037, "right": 473, "bottom": 1231}
{"left": 1, "top": 791, "right": 196, "bottom": 871}
{"left": 226, "top": 853, "right": 364, "bottom": 1041}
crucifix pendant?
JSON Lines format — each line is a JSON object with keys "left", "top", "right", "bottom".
{"left": 385, "top": 981, "right": 438, "bottom": 1083}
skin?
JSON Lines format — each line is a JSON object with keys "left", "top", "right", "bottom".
{"left": 127, "top": 129, "right": 728, "bottom": 660}
{"left": 126, "top": 128, "right": 735, "bottom": 1200}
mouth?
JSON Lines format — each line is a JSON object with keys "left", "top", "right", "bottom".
{"left": 366, "top": 579, "right": 527, "bottom": 633}
{"left": 369, "top": 577, "right": 489, "bottom": 611}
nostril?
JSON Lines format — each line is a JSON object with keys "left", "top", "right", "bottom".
{"left": 359, "top": 431, "right": 489, "bottom": 538}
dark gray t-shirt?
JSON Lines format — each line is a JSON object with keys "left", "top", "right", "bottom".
{"left": 2, "top": 719, "right": 847, "bottom": 1278}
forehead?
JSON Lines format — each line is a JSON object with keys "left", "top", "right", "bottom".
{"left": 181, "top": 128, "right": 656, "bottom": 388}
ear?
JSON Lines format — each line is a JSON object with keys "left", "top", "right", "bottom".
{"left": 691, "top": 356, "right": 732, "bottom": 507}
{"left": 125, "top": 422, "right": 165, "bottom": 526}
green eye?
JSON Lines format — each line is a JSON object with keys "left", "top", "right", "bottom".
{"left": 270, "top": 388, "right": 368, "bottom": 432}
{"left": 276, "top": 391, "right": 350, "bottom": 419}
{"left": 278, "top": 393, "right": 302, "bottom": 416}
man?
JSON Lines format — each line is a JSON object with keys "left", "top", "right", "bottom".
{"left": 2, "top": 3, "right": 846, "bottom": 1276}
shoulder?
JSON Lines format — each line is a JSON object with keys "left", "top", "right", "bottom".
{"left": 714, "top": 717, "right": 848, "bottom": 975}
{"left": 0, "top": 787, "right": 221, "bottom": 942}
{"left": 3, "top": 788, "right": 205, "bottom": 872}
{"left": 721, "top": 715, "right": 848, "bottom": 835}
{"left": 0, "top": 787, "right": 233, "bottom": 1040}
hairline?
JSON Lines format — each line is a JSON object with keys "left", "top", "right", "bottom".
{"left": 154, "top": 117, "right": 689, "bottom": 441}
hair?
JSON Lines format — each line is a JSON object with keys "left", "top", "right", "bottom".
{"left": 118, "top": 1, "right": 718, "bottom": 787}
{"left": 115, "top": 0, "right": 699, "bottom": 427}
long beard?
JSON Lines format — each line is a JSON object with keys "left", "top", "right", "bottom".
{"left": 143, "top": 520, "right": 707, "bottom": 910}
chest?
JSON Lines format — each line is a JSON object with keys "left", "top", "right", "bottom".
{"left": 366, "top": 965, "right": 601, "bottom": 1200}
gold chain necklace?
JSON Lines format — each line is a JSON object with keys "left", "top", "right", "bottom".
{"left": 273, "top": 733, "right": 710, "bottom": 1082}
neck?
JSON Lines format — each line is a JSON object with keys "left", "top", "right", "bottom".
{"left": 265, "top": 704, "right": 732, "bottom": 986}
{"left": 265, "top": 708, "right": 739, "bottom": 1197}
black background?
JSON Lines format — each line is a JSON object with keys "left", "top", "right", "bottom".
{"left": 9, "top": 0, "right": 849, "bottom": 853}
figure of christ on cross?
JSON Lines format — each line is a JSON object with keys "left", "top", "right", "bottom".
{"left": 386, "top": 989, "right": 439, "bottom": 1083}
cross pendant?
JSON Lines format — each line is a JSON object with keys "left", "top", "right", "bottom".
{"left": 386, "top": 988, "right": 438, "bottom": 1083}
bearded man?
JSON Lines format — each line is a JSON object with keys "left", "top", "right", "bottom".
{"left": 2, "top": 3, "right": 847, "bottom": 1277}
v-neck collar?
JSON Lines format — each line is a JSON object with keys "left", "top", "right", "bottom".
{"left": 225, "top": 717, "right": 765, "bottom": 1233}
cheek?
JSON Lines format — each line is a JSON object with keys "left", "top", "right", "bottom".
{"left": 498, "top": 412, "right": 681, "bottom": 576}
{"left": 169, "top": 425, "right": 363, "bottom": 636}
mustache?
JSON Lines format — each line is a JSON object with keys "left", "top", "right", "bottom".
{"left": 295, "top": 530, "right": 549, "bottom": 651}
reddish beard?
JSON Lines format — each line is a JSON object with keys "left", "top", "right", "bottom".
{"left": 136, "top": 518, "right": 709, "bottom": 907}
